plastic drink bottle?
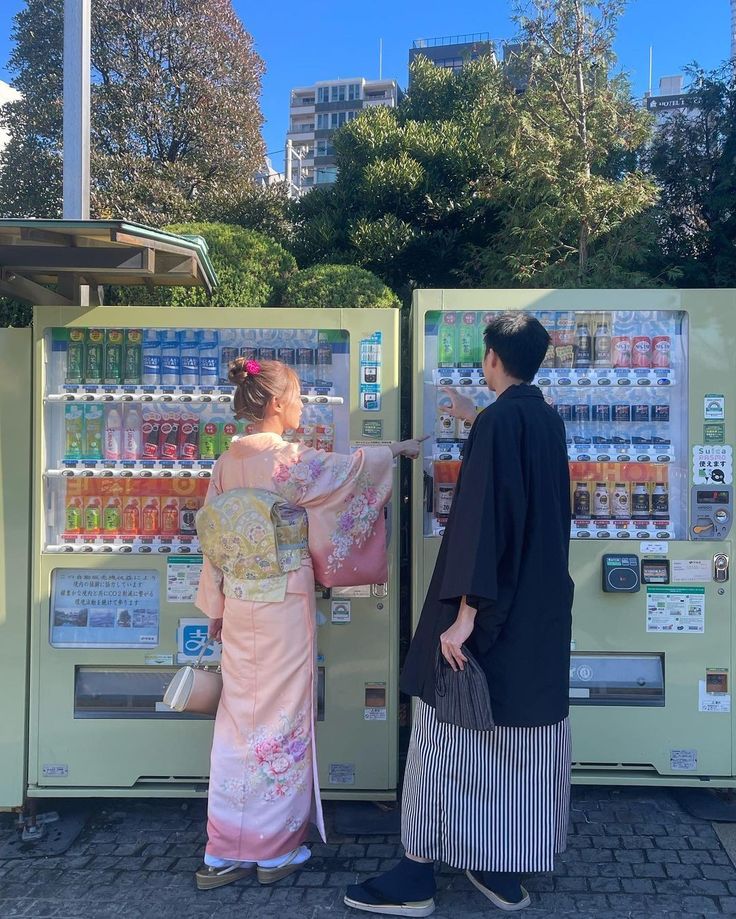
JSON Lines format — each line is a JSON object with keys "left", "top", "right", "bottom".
{"left": 65, "top": 497, "right": 83, "bottom": 534}
{"left": 123, "top": 407, "right": 142, "bottom": 460}
{"left": 64, "top": 404, "right": 85, "bottom": 459}
{"left": 84, "top": 497, "right": 102, "bottom": 534}
{"left": 104, "top": 408, "right": 122, "bottom": 461}
{"left": 83, "top": 404, "right": 104, "bottom": 460}
{"left": 122, "top": 498, "right": 141, "bottom": 535}
{"left": 458, "top": 312, "right": 479, "bottom": 367}
{"left": 573, "top": 320, "right": 592, "bottom": 369}
{"left": 161, "top": 498, "right": 180, "bottom": 537}
{"left": 142, "top": 409, "right": 161, "bottom": 459}
{"left": 178, "top": 415, "right": 200, "bottom": 460}
{"left": 142, "top": 330, "right": 162, "bottom": 385}
{"left": 66, "top": 329, "right": 85, "bottom": 383}
{"left": 161, "top": 330, "right": 181, "bottom": 385}
{"left": 437, "top": 313, "right": 458, "bottom": 368}
{"left": 141, "top": 497, "right": 161, "bottom": 536}
{"left": 103, "top": 497, "right": 122, "bottom": 534}
{"left": 84, "top": 329, "right": 104, "bottom": 384}
{"left": 104, "top": 330, "right": 124, "bottom": 385}
{"left": 199, "top": 331, "right": 219, "bottom": 388}
{"left": 123, "top": 329, "right": 143, "bottom": 384}
{"left": 180, "top": 330, "right": 200, "bottom": 386}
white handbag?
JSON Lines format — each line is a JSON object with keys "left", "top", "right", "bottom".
{"left": 163, "top": 639, "right": 222, "bottom": 715}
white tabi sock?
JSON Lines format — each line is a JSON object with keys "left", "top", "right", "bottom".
{"left": 257, "top": 845, "right": 311, "bottom": 869}
{"left": 204, "top": 853, "right": 256, "bottom": 869}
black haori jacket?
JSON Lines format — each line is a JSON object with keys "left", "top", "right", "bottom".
{"left": 401, "top": 384, "right": 574, "bottom": 728}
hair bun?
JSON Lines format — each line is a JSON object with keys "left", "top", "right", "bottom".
{"left": 228, "top": 356, "right": 248, "bottom": 385}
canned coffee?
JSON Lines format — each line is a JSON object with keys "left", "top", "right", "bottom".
{"left": 556, "top": 404, "right": 572, "bottom": 421}
{"left": 592, "top": 403, "right": 611, "bottom": 422}
{"left": 612, "top": 403, "right": 631, "bottom": 423}
{"left": 573, "top": 403, "right": 591, "bottom": 423}
{"left": 651, "top": 404, "right": 670, "bottom": 423}
{"left": 632, "top": 404, "right": 649, "bottom": 422}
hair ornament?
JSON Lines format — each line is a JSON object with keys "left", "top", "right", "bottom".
{"left": 244, "top": 359, "right": 261, "bottom": 376}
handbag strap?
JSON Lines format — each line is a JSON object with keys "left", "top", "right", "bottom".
{"left": 194, "top": 637, "right": 219, "bottom": 669}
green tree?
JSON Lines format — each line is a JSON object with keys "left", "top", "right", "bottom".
{"left": 293, "top": 56, "right": 505, "bottom": 298}
{"left": 284, "top": 265, "right": 400, "bottom": 309}
{"left": 108, "top": 222, "right": 297, "bottom": 308}
{"left": 647, "top": 65, "right": 736, "bottom": 287}
{"left": 0, "top": 0, "right": 265, "bottom": 224}
{"left": 468, "top": 0, "right": 658, "bottom": 287}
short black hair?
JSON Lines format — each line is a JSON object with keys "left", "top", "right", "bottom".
{"left": 483, "top": 313, "right": 550, "bottom": 383}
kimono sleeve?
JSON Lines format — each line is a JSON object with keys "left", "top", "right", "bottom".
{"left": 194, "top": 463, "right": 225, "bottom": 620}
{"left": 438, "top": 407, "right": 526, "bottom": 614}
{"left": 272, "top": 445, "right": 395, "bottom": 585}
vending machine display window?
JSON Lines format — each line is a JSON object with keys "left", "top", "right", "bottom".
{"left": 423, "top": 309, "right": 689, "bottom": 540}
{"left": 42, "top": 326, "right": 350, "bottom": 553}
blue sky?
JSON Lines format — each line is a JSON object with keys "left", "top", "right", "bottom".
{"left": 0, "top": 0, "right": 731, "bottom": 168}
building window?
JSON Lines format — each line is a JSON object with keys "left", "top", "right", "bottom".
{"left": 347, "top": 111, "right": 357, "bottom": 121}
{"left": 317, "top": 113, "right": 329, "bottom": 130}
{"left": 330, "top": 84, "right": 346, "bottom": 102}
{"left": 348, "top": 83, "right": 361, "bottom": 100}
{"left": 317, "top": 87, "right": 330, "bottom": 103}
{"left": 316, "top": 140, "right": 336, "bottom": 156}
{"left": 316, "top": 166, "right": 338, "bottom": 184}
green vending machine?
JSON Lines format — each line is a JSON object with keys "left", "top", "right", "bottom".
{"left": 29, "top": 306, "right": 401, "bottom": 800}
{"left": 412, "top": 289, "right": 735, "bottom": 786}
{"left": 0, "top": 329, "right": 32, "bottom": 808}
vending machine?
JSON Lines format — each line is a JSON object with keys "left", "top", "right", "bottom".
{"left": 412, "top": 289, "right": 736, "bottom": 786}
{"left": 0, "top": 329, "right": 32, "bottom": 808}
{"left": 29, "top": 305, "right": 401, "bottom": 800}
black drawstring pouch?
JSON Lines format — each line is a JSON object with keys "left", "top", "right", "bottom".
{"left": 434, "top": 645, "right": 495, "bottom": 732}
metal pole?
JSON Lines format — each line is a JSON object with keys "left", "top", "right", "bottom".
{"left": 285, "top": 138, "right": 293, "bottom": 197}
{"left": 63, "top": 0, "right": 91, "bottom": 220}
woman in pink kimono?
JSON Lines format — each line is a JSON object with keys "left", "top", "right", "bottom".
{"left": 194, "top": 357, "right": 424, "bottom": 891}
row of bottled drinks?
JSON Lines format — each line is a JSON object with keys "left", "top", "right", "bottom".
{"left": 62, "top": 402, "right": 336, "bottom": 464}
{"left": 434, "top": 311, "right": 673, "bottom": 370}
{"left": 63, "top": 328, "right": 336, "bottom": 388}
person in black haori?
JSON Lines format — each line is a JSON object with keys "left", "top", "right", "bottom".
{"left": 345, "top": 313, "right": 574, "bottom": 916}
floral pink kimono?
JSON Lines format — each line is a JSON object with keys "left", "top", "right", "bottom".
{"left": 195, "top": 432, "right": 394, "bottom": 862}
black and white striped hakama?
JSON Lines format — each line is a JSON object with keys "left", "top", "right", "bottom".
{"left": 401, "top": 699, "right": 571, "bottom": 873}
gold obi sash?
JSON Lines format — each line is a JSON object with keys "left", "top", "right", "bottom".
{"left": 196, "top": 488, "right": 309, "bottom": 602}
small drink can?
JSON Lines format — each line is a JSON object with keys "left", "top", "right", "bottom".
{"left": 612, "top": 482, "right": 630, "bottom": 519}
{"left": 572, "top": 403, "right": 590, "bottom": 423}
{"left": 179, "top": 498, "right": 200, "bottom": 537}
{"left": 178, "top": 415, "right": 200, "bottom": 460}
{"left": 278, "top": 346, "right": 296, "bottom": 366}
{"left": 556, "top": 403, "right": 572, "bottom": 422}
{"left": 219, "top": 420, "right": 238, "bottom": 454}
{"left": 141, "top": 410, "right": 161, "bottom": 460}
{"left": 632, "top": 336, "right": 652, "bottom": 368}
{"left": 631, "top": 483, "right": 650, "bottom": 519}
{"left": 651, "top": 404, "right": 670, "bottom": 423}
{"left": 240, "top": 346, "right": 258, "bottom": 362}
{"left": 316, "top": 424, "right": 335, "bottom": 452}
{"left": 612, "top": 403, "right": 631, "bottom": 423}
{"left": 435, "top": 482, "right": 456, "bottom": 523}
{"left": 611, "top": 336, "right": 632, "bottom": 368}
{"left": 258, "top": 347, "right": 276, "bottom": 362}
{"left": 573, "top": 482, "right": 591, "bottom": 519}
{"left": 221, "top": 346, "right": 239, "bottom": 383}
{"left": 456, "top": 416, "right": 473, "bottom": 439}
{"left": 651, "top": 335, "right": 671, "bottom": 368}
{"left": 593, "top": 482, "right": 610, "bottom": 519}
{"left": 159, "top": 414, "right": 180, "bottom": 460}
{"left": 632, "top": 404, "right": 650, "bottom": 422}
{"left": 652, "top": 482, "right": 669, "bottom": 518}
{"left": 592, "top": 403, "right": 611, "bottom": 422}
{"left": 297, "top": 424, "right": 315, "bottom": 448}
{"left": 199, "top": 420, "right": 219, "bottom": 460}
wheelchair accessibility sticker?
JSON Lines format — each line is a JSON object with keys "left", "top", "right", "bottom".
{"left": 177, "top": 618, "right": 221, "bottom": 663}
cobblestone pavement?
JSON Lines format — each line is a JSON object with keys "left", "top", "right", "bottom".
{"left": 1, "top": 787, "right": 736, "bottom": 918}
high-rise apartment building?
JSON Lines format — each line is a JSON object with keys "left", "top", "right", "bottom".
{"left": 409, "top": 33, "right": 496, "bottom": 78}
{"left": 286, "top": 78, "right": 401, "bottom": 194}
